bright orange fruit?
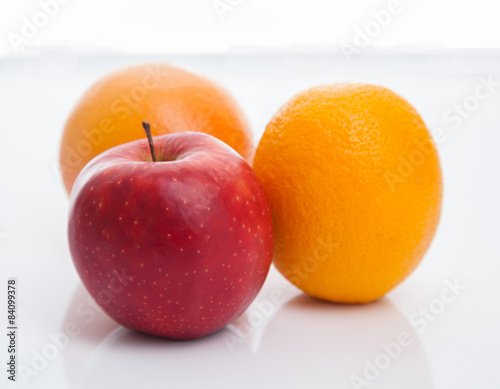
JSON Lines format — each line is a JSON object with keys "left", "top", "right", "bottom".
{"left": 59, "top": 64, "right": 254, "bottom": 194}
{"left": 253, "top": 83, "right": 443, "bottom": 303}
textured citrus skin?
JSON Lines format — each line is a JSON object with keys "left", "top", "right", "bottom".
{"left": 253, "top": 84, "right": 443, "bottom": 303}
{"left": 60, "top": 64, "right": 253, "bottom": 194}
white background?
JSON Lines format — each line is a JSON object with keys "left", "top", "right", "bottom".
{"left": 1, "top": 0, "right": 500, "bottom": 55}
{"left": 1, "top": 1, "right": 500, "bottom": 389}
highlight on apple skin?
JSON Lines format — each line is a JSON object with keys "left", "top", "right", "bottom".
{"left": 67, "top": 130, "right": 274, "bottom": 340}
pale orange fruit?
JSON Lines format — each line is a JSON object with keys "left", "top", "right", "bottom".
{"left": 60, "top": 63, "right": 254, "bottom": 194}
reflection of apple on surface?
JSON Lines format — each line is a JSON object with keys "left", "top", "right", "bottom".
{"left": 67, "top": 123, "right": 273, "bottom": 340}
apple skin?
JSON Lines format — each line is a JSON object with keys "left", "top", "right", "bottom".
{"left": 68, "top": 132, "right": 273, "bottom": 340}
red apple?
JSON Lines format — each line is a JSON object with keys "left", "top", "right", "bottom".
{"left": 67, "top": 126, "right": 273, "bottom": 340}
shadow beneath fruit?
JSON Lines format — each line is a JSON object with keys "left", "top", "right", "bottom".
{"left": 253, "top": 293, "right": 433, "bottom": 388}
{"left": 61, "top": 285, "right": 120, "bottom": 387}
{"left": 64, "top": 322, "right": 261, "bottom": 388}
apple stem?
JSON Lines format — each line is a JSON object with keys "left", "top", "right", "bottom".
{"left": 142, "top": 121, "right": 158, "bottom": 162}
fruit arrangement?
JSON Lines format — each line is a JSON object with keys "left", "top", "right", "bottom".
{"left": 64, "top": 64, "right": 442, "bottom": 339}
